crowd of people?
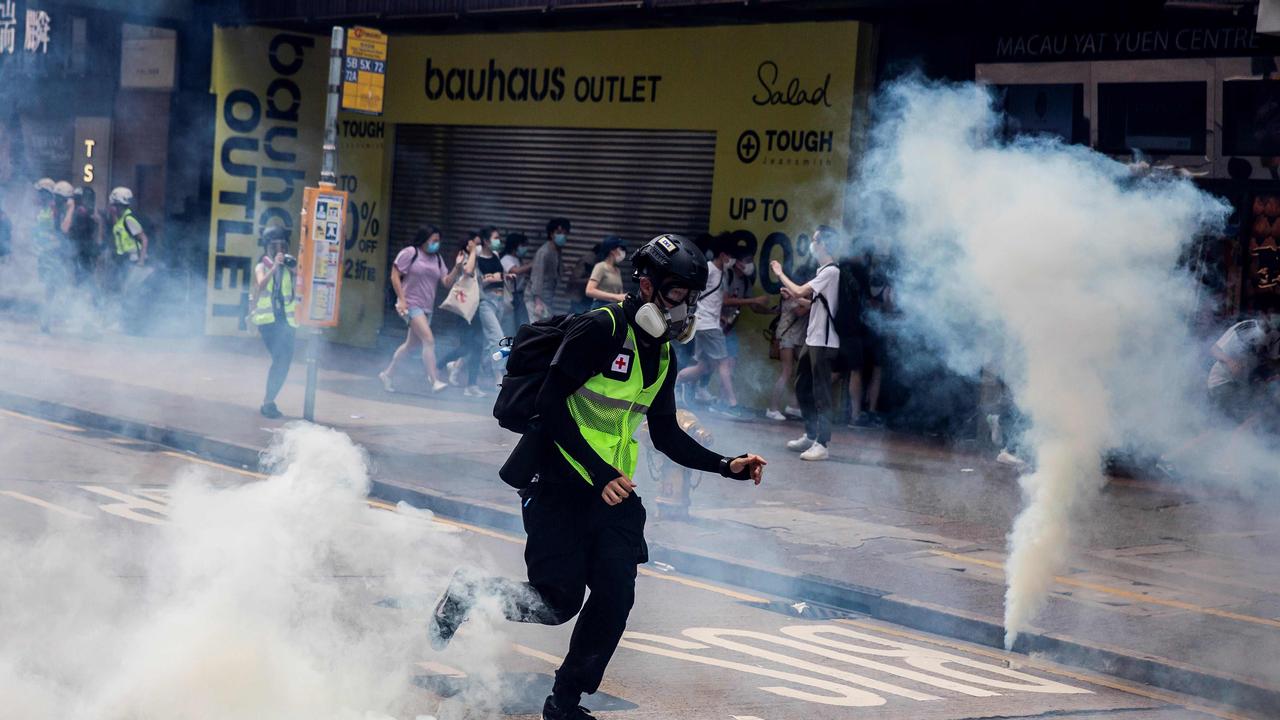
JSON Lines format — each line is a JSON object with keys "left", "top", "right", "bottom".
{"left": 360, "top": 215, "right": 900, "bottom": 462}
{"left": 1, "top": 178, "right": 149, "bottom": 334}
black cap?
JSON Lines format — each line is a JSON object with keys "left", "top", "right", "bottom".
{"left": 633, "top": 234, "right": 708, "bottom": 292}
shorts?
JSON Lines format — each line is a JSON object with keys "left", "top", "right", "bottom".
{"left": 694, "top": 328, "right": 728, "bottom": 362}
{"left": 724, "top": 330, "right": 739, "bottom": 357}
{"left": 777, "top": 315, "right": 806, "bottom": 350}
{"left": 404, "top": 306, "right": 431, "bottom": 323}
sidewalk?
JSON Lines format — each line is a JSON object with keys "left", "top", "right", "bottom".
{"left": 1, "top": 319, "right": 1278, "bottom": 715}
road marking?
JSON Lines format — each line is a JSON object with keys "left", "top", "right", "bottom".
{"left": 835, "top": 618, "right": 1254, "bottom": 720}
{"left": 0, "top": 408, "right": 84, "bottom": 433}
{"left": 158, "top": 451, "right": 266, "bottom": 480}
{"left": 620, "top": 632, "right": 889, "bottom": 707}
{"left": 929, "top": 549, "right": 1280, "bottom": 631}
{"left": 79, "top": 485, "right": 169, "bottom": 525}
{"left": 0, "top": 490, "right": 91, "bottom": 520}
{"left": 514, "top": 643, "right": 564, "bottom": 666}
{"left": 417, "top": 660, "right": 467, "bottom": 678}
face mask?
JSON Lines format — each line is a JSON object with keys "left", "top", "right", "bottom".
{"left": 517, "top": 246, "right": 530, "bottom": 258}
{"left": 490, "top": 237, "right": 503, "bottom": 252}
{"left": 737, "top": 261, "right": 755, "bottom": 276}
{"left": 427, "top": 241, "right": 441, "bottom": 254}
{"left": 635, "top": 288, "right": 697, "bottom": 343}
{"left": 614, "top": 250, "right": 627, "bottom": 263}
{"left": 704, "top": 248, "right": 714, "bottom": 261}
{"left": 553, "top": 233, "right": 567, "bottom": 247}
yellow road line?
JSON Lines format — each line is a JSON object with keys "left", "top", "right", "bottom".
{"left": 834, "top": 618, "right": 1256, "bottom": 720}
{"left": 0, "top": 490, "right": 92, "bottom": 519}
{"left": 929, "top": 549, "right": 1280, "bottom": 631}
{"left": 0, "top": 408, "right": 84, "bottom": 433}
{"left": 513, "top": 643, "right": 564, "bottom": 666}
{"left": 159, "top": 451, "right": 266, "bottom": 480}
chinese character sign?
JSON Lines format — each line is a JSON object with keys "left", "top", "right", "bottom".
{"left": 0, "top": 2, "right": 17, "bottom": 55}
{"left": 341, "top": 26, "right": 387, "bottom": 115}
{"left": 24, "top": 8, "right": 48, "bottom": 54}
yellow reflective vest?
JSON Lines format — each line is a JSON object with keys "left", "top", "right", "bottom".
{"left": 557, "top": 305, "right": 671, "bottom": 485}
{"left": 112, "top": 208, "right": 141, "bottom": 256}
{"left": 251, "top": 264, "right": 298, "bottom": 327}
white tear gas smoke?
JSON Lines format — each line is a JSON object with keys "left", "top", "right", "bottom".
{"left": 0, "top": 423, "right": 508, "bottom": 719}
{"left": 854, "top": 78, "right": 1231, "bottom": 648}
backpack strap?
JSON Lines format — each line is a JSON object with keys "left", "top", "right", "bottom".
{"left": 814, "top": 263, "right": 837, "bottom": 345}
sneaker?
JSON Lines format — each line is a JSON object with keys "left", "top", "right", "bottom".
{"left": 850, "top": 411, "right": 871, "bottom": 428}
{"left": 996, "top": 449, "right": 1028, "bottom": 470}
{"left": 378, "top": 371, "right": 395, "bottom": 393}
{"left": 786, "top": 434, "right": 814, "bottom": 452}
{"left": 259, "top": 402, "right": 283, "bottom": 419}
{"left": 800, "top": 442, "right": 829, "bottom": 461}
{"left": 463, "top": 385, "right": 488, "bottom": 398}
{"left": 446, "top": 360, "right": 464, "bottom": 386}
{"left": 784, "top": 405, "right": 803, "bottom": 419}
{"left": 429, "top": 569, "right": 476, "bottom": 651}
{"left": 764, "top": 409, "right": 787, "bottom": 421}
{"left": 431, "top": 379, "right": 449, "bottom": 393}
{"left": 694, "top": 386, "right": 714, "bottom": 404}
{"left": 542, "top": 695, "right": 594, "bottom": 720}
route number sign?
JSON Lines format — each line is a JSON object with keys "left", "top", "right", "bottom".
{"left": 341, "top": 26, "right": 386, "bottom": 116}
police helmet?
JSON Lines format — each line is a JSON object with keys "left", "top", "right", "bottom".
{"left": 108, "top": 187, "right": 134, "bottom": 207}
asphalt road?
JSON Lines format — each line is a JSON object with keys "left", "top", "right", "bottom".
{"left": 0, "top": 410, "right": 1252, "bottom": 720}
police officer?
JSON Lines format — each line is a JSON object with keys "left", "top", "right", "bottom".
{"left": 429, "top": 233, "right": 767, "bottom": 720}
{"left": 251, "top": 226, "right": 298, "bottom": 419}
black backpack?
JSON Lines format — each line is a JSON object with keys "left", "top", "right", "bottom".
{"left": 813, "top": 260, "right": 865, "bottom": 369}
{"left": 492, "top": 304, "right": 625, "bottom": 435}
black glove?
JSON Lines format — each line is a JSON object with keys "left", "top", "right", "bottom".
{"left": 718, "top": 453, "right": 753, "bottom": 481}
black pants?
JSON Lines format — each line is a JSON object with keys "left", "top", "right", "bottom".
{"left": 488, "top": 483, "right": 647, "bottom": 699}
{"left": 259, "top": 320, "right": 296, "bottom": 405}
{"left": 796, "top": 345, "right": 835, "bottom": 444}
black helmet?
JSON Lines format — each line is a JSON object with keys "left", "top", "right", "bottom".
{"left": 632, "top": 234, "right": 708, "bottom": 294}
{"left": 261, "top": 225, "right": 289, "bottom": 247}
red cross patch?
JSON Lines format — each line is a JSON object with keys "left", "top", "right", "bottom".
{"left": 605, "top": 349, "right": 634, "bottom": 380}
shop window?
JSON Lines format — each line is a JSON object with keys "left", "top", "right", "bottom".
{"left": 1223, "top": 80, "right": 1280, "bottom": 157}
{"left": 993, "top": 83, "right": 1088, "bottom": 145}
{"left": 1097, "top": 81, "right": 1207, "bottom": 156}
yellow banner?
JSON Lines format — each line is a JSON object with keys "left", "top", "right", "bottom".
{"left": 207, "top": 26, "right": 386, "bottom": 346}
{"left": 206, "top": 26, "right": 326, "bottom": 337}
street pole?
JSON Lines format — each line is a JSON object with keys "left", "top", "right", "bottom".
{"left": 303, "top": 25, "right": 345, "bottom": 423}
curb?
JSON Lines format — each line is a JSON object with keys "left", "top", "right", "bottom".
{"left": 2, "top": 390, "right": 1276, "bottom": 716}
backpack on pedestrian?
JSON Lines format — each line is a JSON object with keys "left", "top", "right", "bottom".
{"left": 814, "top": 259, "right": 865, "bottom": 373}
{"left": 493, "top": 305, "right": 626, "bottom": 488}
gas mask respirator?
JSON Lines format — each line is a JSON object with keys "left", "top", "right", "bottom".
{"left": 635, "top": 287, "right": 697, "bottom": 344}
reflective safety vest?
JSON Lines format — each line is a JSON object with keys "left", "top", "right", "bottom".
{"left": 33, "top": 207, "right": 55, "bottom": 250}
{"left": 558, "top": 306, "right": 671, "bottom": 485}
{"left": 112, "top": 208, "right": 141, "bottom": 256}
{"left": 251, "top": 265, "right": 298, "bottom": 327}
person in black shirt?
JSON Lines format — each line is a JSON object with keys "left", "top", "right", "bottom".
{"left": 429, "top": 234, "right": 767, "bottom": 720}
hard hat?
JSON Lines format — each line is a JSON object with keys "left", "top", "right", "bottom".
{"left": 108, "top": 187, "right": 133, "bottom": 206}
{"left": 52, "top": 181, "right": 74, "bottom": 198}
{"left": 261, "top": 224, "right": 290, "bottom": 246}
{"left": 33, "top": 178, "right": 55, "bottom": 192}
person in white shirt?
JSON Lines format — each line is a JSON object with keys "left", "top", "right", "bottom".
{"left": 770, "top": 225, "right": 845, "bottom": 461}
{"left": 676, "top": 234, "right": 768, "bottom": 416}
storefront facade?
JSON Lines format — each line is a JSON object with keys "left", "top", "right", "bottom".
{"left": 205, "top": 21, "right": 870, "bottom": 350}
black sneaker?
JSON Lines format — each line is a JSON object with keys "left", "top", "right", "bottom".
{"left": 428, "top": 569, "right": 476, "bottom": 651}
{"left": 542, "top": 695, "right": 594, "bottom": 720}
{"left": 260, "top": 402, "right": 283, "bottom": 419}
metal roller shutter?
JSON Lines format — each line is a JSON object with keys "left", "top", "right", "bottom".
{"left": 388, "top": 124, "right": 716, "bottom": 315}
